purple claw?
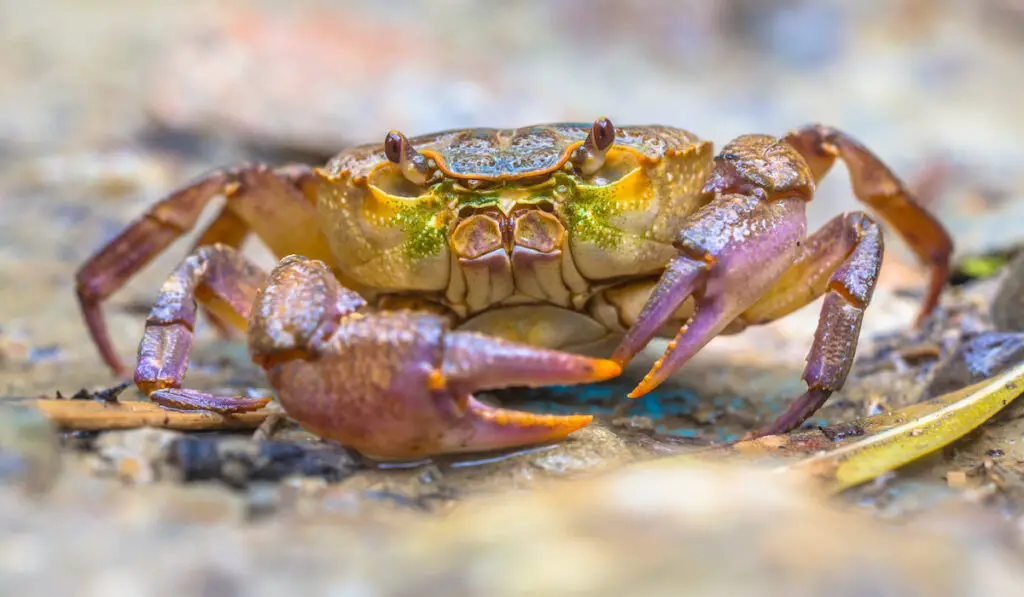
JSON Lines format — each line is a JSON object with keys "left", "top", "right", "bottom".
{"left": 615, "top": 193, "right": 809, "bottom": 399}
{"left": 444, "top": 330, "right": 622, "bottom": 397}
{"left": 627, "top": 295, "right": 732, "bottom": 398}
{"left": 259, "top": 308, "right": 621, "bottom": 461}
{"left": 611, "top": 256, "right": 707, "bottom": 366}
{"left": 149, "top": 388, "right": 272, "bottom": 413}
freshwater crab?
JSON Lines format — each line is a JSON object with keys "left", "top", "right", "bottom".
{"left": 76, "top": 119, "right": 952, "bottom": 460}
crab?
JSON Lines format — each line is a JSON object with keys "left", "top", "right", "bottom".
{"left": 75, "top": 118, "right": 952, "bottom": 460}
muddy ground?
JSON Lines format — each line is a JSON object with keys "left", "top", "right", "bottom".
{"left": 3, "top": 1, "right": 1024, "bottom": 594}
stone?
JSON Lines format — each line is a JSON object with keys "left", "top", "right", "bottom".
{"left": 923, "top": 332, "right": 1024, "bottom": 399}
{"left": 0, "top": 403, "right": 61, "bottom": 494}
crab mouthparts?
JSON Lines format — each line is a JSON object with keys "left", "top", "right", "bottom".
{"left": 451, "top": 202, "right": 564, "bottom": 260}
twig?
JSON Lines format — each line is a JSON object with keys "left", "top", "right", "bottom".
{"left": 33, "top": 399, "right": 272, "bottom": 431}
{"left": 251, "top": 413, "right": 285, "bottom": 441}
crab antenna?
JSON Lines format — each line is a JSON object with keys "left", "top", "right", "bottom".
{"left": 384, "top": 130, "right": 436, "bottom": 185}
{"left": 571, "top": 116, "right": 616, "bottom": 175}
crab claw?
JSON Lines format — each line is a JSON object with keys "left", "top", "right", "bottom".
{"left": 437, "top": 330, "right": 620, "bottom": 452}
{"left": 610, "top": 256, "right": 707, "bottom": 368}
{"left": 255, "top": 304, "right": 619, "bottom": 461}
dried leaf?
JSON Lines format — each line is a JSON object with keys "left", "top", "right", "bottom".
{"left": 783, "top": 362, "right": 1024, "bottom": 493}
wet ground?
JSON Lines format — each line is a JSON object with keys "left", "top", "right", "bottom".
{"left": 4, "top": 0, "right": 1024, "bottom": 594}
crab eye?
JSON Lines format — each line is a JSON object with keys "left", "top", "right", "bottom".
{"left": 384, "top": 131, "right": 404, "bottom": 164}
{"left": 571, "top": 116, "right": 616, "bottom": 175}
{"left": 382, "top": 130, "right": 437, "bottom": 185}
{"left": 591, "top": 117, "right": 615, "bottom": 151}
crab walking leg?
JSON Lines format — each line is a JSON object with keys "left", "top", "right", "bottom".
{"left": 612, "top": 192, "right": 810, "bottom": 396}
{"left": 75, "top": 164, "right": 332, "bottom": 376}
{"left": 609, "top": 255, "right": 708, "bottom": 365}
{"left": 189, "top": 207, "right": 251, "bottom": 340}
{"left": 614, "top": 132, "right": 829, "bottom": 396}
{"left": 135, "top": 244, "right": 272, "bottom": 412}
{"left": 77, "top": 172, "right": 229, "bottom": 376}
{"left": 784, "top": 125, "right": 953, "bottom": 325}
{"left": 738, "top": 213, "right": 881, "bottom": 325}
{"left": 249, "top": 256, "right": 621, "bottom": 461}
{"left": 739, "top": 212, "right": 884, "bottom": 435}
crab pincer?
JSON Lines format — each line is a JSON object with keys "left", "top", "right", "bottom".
{"left": 611, "top": 129, "right": 948, "bottom": 437}
{"left": 270, "top": 315, "right": 618, "bottom": 461}
{"left": 253, "top": 257, "right": 619, "bottom": 460}
{"left": 135, "top": 249, "right": 618, "bottom": 461}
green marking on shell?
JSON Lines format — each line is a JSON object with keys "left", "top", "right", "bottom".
{"left": 559, "top": 174, "right": 625, "bottom": 249}
{"left": 396, "top": 197, "right": 449, "bottom": 260}
{"left": 389, "top": 171, "right": 637, "bottom": 260}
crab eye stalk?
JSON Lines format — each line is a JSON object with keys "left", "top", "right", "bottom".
{"left": 571, "top": 117, "right": 616, "bottom": 175}
{"left": 384, "top": 130, "right": 437, "bottom": 185}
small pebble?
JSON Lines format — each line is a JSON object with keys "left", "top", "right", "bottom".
{"left": 946, "top": 470, "right": 969, "bottom": 488}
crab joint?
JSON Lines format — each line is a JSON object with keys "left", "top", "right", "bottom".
{"left": 384, "top": 130, "right": 437, "bottom": 185}
{"left": 570, "top": 116, "right": 616, "bottom": 175}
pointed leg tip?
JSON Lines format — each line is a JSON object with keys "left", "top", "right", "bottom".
{"left": 628, "top": 371, "right": 663, "bottom": 398}
{"left": 913, "top": 309, "right": 932, "bottom": 330}
{"left": 249, "top": 396, "right": 274, "bottom": 410}
{"left": 150, "top": 388, "right": 273, "bottom": 413}
{"left": 106, "top": 357, "right": 128, "bottom": 379}
{"left": 626, "top": 385, "right": 649, "bottom": 399}
{"left": 218, "top": 396, "right": 274, "bottom": 414}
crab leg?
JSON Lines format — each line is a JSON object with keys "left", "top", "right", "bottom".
{"left": 614, "top": 130, "right": 929, "bottom": 434}
{"left": 612, "top": 191, "right": 810, "bottom": 396}
{"left": 188, "top": 206, "right": 252, "bottom": 339}
{"left": 77, "top": 172, "right": 228, "bottom": 376}
{"left": 134, "top": 244, "right": 272, "bottom": 412}
{"left": 75, "top": 164, "right": 332, "bottom": 376}
{"left": 251, "top": 256, "right": 620, "bottom": 461}
{"left": 740, "top": 212, "right": 884, "bottom": 435}
{"left": 784, "top": 125, "right": 953, "bottom": 325}
{"left": 611, "top": 132, "right": 821, "bottom": 378}
{"left": 132, "top": 248, "right": 618, "bottom": 460}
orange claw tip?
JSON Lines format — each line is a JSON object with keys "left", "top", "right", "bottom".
{"left": 504, "top": 411, "right": 593, "bottom": 442}
{"left": 427, "top": 368, "right": 448, "bottom": 391}
{"left": 479, "top": 407, "right": 593, "bottom": 431}
{"left": 550, "top": 413, "right": 594, "bottom": 432}
{"left": 589, "top": 358, "right": 623, "bottom": 382}
{"left": 455, "top": 399, "right": 595, "bottom": 454}
{"left": 626, "top": 377, "right": 658, "bottom": 399}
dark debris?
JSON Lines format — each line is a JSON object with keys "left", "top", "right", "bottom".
{"left": 166, "top": 435, "right": 361, "bottom": 489}
{"left": 59, "top": 430, "right": 101, "bottom": 452}
{"left": 924, "top": 332, "right": 1024, "bottom": 399}
{"left": 820, "top": 422, "right": 866, "bottom": 442}
{"left": 58, "top": 381, "right": 131, "bottom": 403}
{"left": 360, "top": 486, "right": 460, "bottom": 512}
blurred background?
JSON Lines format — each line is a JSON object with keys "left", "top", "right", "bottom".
{"left": 3, "top": 1, "right": 1024, "bottom": 595}
{"left": 3, "top": 0, "right": 1024, "bottom": 360}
